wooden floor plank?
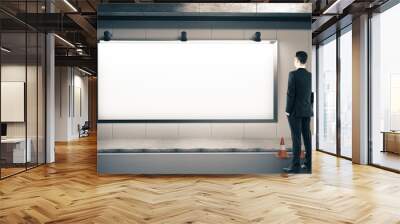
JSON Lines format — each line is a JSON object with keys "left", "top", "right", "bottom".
{"left": 0, "top": 135, "right": 400, "bottom": 224}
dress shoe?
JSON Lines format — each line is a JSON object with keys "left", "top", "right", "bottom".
{"left": 283, "top": 167, "right": 300, "bottom": 174}
{"left": 301, "top": 164, "right": 311, "bottom": 173}
{"left": 301, "top": 164, "right": 311, "bottom": 171}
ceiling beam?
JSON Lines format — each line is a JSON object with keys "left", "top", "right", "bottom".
{"left": 50, "top": 0, "right": 96, "bottom": 46}
{"left": 322, "top": 0, "right": 355, "bottom": 14}
{"left": 55, "top": 55, "right": 97, "bottom": 73}
{"left": 67, "top": 13, "right": 97, "bottom": 46}
{"left": 97, "top": 3, "right": 312, "bottom": 17}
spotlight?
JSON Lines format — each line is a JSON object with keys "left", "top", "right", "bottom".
{"left": 1, "top": 47, "right": 11, "bottom": 53}
{"left": 254, "top": 32, "right": 261, "bottom": 42}
{"left": 104, "top": 31, "right": 112, "bottom": 41}
{"left": 180, "top": 31, "right": 187, "bottom": 41}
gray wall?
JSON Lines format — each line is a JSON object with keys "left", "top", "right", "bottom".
{"left": 97, "top": 21, "right": 311, "bottom": 145}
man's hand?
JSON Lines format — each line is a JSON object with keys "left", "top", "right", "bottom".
{"left": 286, "top": 112, "right": 290, "bottom": 117}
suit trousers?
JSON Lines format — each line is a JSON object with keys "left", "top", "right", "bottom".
{"left": 287, "top": 116, "right": 312, "bottom": 169}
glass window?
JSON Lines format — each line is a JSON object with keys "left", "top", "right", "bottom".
{"left": 0, "top": 2, "right": 46, "bottom": 179}
{"left": 371, "top": 3, "right": 400, "bottom": 171}
{"left": 339, "top": 28, "right": 352, "bottom": 158}
{"left": 318, "top": 37, "right": 337, "bottom": 154}
{"left": 1, "top": 30, "right": 28, "bottom": 178}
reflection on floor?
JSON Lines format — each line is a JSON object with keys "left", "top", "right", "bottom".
{"left": 341, "top": 147, "right": 352, "bottom": 158}
{"left": 373, "top": 151, "right": 400, "bottom": 171}
{"left": 0, "top": 167, "right": 25, "bottom": 178}
{"left": 0, "top": 162, "right": 42, "bottom": 179}
{"left": 0, "top": 135, "right": 400, "bottom": 223}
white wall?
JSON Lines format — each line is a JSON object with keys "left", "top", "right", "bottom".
{"left": 72, "top": 73, "right": 89, "bottom": 138}
{"left": 1, "top": 65, "right": 39, "bottom": 138}
{"left": 55, "top": 67, "right": 89, "bottom": 141}
{"left": 97, "top": 27, "right": 312, "bottom": 146}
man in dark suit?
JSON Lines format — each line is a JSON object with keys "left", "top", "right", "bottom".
{"left": 283, "top": 51, "right": 313, "bottom": 174}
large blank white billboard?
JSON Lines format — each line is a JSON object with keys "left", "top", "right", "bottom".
{"left": 98, "top": 40, "right": 277, "bottom": 121}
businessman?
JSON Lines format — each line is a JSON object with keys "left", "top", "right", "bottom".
{"left": 283, "top": 51, "right": 313, "bottom": 174}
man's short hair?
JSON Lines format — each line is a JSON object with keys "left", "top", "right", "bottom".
{"left": 295, "top": 51, "right": 308, "bottom": 64}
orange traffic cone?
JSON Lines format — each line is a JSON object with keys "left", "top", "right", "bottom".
{"left": 277, "top": 137, "right": 288, "bottom": 159}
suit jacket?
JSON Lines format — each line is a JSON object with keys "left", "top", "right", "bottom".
{"left": 285, "top": 68, "right": 313, "bottom": 118}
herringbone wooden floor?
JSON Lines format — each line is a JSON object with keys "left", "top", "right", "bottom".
{"left": 1, "top": 135, "right": 400, "bottom": 224}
